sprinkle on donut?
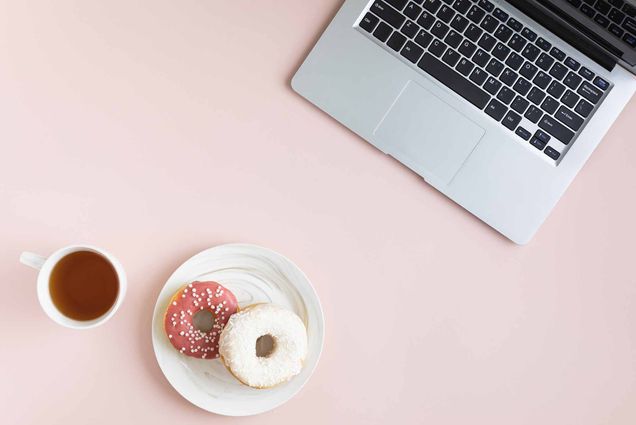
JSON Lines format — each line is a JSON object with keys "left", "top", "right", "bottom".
{"left": 164, "top": 281, "right": 239, "bottom": 359}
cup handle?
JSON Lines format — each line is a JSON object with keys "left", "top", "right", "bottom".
{"left": 20, "top": 252, "right": 47, "bottom": 270}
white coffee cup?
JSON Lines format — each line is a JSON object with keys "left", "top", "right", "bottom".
{"left": 20, "top": 245, "right": 127, "bottom": 329}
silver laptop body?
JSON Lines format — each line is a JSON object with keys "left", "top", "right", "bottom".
{"left": 293, "top": 0, "right": 636, "bottom": 243}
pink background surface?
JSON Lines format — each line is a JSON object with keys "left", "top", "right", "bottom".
{"left": 2, "top": 1, "right": 636, "bottom": 424}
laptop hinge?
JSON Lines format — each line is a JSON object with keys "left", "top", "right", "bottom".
{"left": 505, "top": 0, "right": 618, "bottom": 71}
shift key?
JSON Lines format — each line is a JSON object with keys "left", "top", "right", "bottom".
{"left": 539, "top": 115, "right": 575, "bottom": 145}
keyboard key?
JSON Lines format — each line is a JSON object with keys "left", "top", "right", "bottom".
{"left": 561, "top": 90, "right": 580, "bottom": 108}
{"left": 534, "top": 129, "right": 551, "bottom": 143}
{"left": 493, "top": 42, "right": 510, "bottom": 60}
{"left": 423, "top": 0, "right": 442, "bottom": 13}
{"left": 549, "top": 47, "right": 566, "bottom": 61}
{"left": 429, "top": 38, "right": 448, "bottom": 56}
{"left": 536, "top": 37, "right": 552, "bottom": 51}
{"left": 451, "top": 14, "right": 470, "bottom": 31}
{"left": 432, "top": 21, "right": 450, "bottom": 38}
{"left": 494, "top": 24, "right": 513, "bottom": 42}
{"left": 506, "top": 17, "right": 523, "bottom": 32}
{"left": 577, "top": 81, "right": 603, "bottom": 103}
{"left": 417, "top": 10, "right": 436, "bottom": 28}
{"left": 624, "top": 18, "right": 636, "bottom": 33}
{"left": 387, "top": 32, "right": 408, "bottom": 50}
{"left": 567, "top": 0, "right": 582, "bottom": 6}
{"left": 505, "top": 52, "right": 524, "bottom": 70}
{"left": 497, "top": 86, "right": 515, "bottom": 104}
{"left": 564, "top": 71, "right": 583, "bottom": 89}
{"left": 530, "top": 137, "right": 547, "bottom": 150}
{"left": 456, "top": 57, "right": 475, "bottom": 76}
{"left": 360, "top": 13, "right": 380, "bottom": 32}
{"left": 402, "top": 20, "right": 421, "bottom": 37}
{"left": 508, "top": 34, "right": 527, "bottom": 52}
{"left": 520, "top": 61, "right": 538, "bottom": 79}
{"left": 623, "top": 33, "right": 636, "bottom": 46}
{"left": 536, "top": 53, "right": 555, "bottom": 71}
{"left": 594, "top": 14, "right": 610, "bottom": 27}
{"left": 442, "top": 48, "right": 461, "bottom": 66}
{"left": 556, "top": 106, "right": 584, "bottom": 130}
{"left": 515, "top": 126, "right": 531, "bottom": 140}
{"left": 539, "top": 115, "right": 575, "bottom": 144}
{"left": 624, "top": 3, "right": 636, "bottom": 17}
{"left": 453, "top": 0, "right": 472, "bottom": 14}
{"left": 564, "top": 57, "right": 580, "bottom": 70}
{"left": 478, "top": 0, "right": 494, "bottom": 12}
{"left": 609, "top": 7, "right": 626, "bottom": 24}
{"left": 502, "top": 110, "right": 521, "bottom": 130}
{"left": 401, "top": 40, "right": 425, "bottom": 62}
{"left": 595, "top": 0, "right": 611, "bottom": 14}
{"left": 371, "top": 2, "right": 407, "bottom": 28}
{"left": 465, "top": 23, "right": 483, "bottom": 42}
{"left": 493, "top": 8, "right": 509, "bottom": 22}
{"left": 480, "top": 15, "right": 499, "bottom": 33}
{"left": 544, "top": 146, "right": 561, "bottom": 160}
{"left": 575, "top": 98, "right": 594, "bottom": 117}
{"left": 459, "top": 39, "right": 477, "bottom": 57}
{"left": 478, "top": 33, "right": 497, "bottom": 51}
{"left": 527, "top": 87, "right": 546, "bottom": 104}
{"left": 533, "top": 71, "right": 552, "bottom": 89}
{"left": 521, "top": 45, "right": 541, "bottom": 63}
{"left": 484, "top": 76, "right": 502, "bottom": 94}
{"left": 581, "top": 3, "right": 595, "bottom": 17}
{"left": 525, "top": 105, "right": 543, "bottom": 123}
{"left": 500, "top": 68, "right": 518, "bottom": 86}
{"left": 513, "top": 77, "right": 532, "bottom": 96}
{"left": 467, "top": 5, "right": 486, "bottom": 23}
{"left": 445, "top": 30, "right": 463, "bottom": 47}
{"left": 373, "top": 21, "right": 393, "bottom": 42}
{"left": 469, "top": 67, "right": 488, "bottom": 84}
{"left": 473, "top": 49, "right": 491, "bottom": 66}
{"left": 486, "top": 58, "right": 504, "bottom": 76}
{"left": 415, "top": 29, "right": 434, "bottom": 47}
{"left": 541, "top": 96, "right": 559, "bottom": 114}
{"left": 578, "top": 66, "right": 595, "bottom": 80}
{"left": 609, "top": 23, "right": 625, "bottom": 37}
{"left": 547, "top": 80, "right": 565, "bottom": 98}
{"left": 511, "top": 96, "right": 530, "bottom": 114}
{"left": 521, "top": 27, "right": 537, "bottom": 41}
{"left": 593, "top": 76, "right": 610, "bottom": 90}
{"left": 417, "top": 53, "right": 491, "bottom": 108}
{"left": 404, "top": 1, "right": 423, "bottom": 19}
{"left": 437, "top": 5, "right": 456, "bottom": 23}
{"left": 485, "top": 98, "right": 508, "bottom": 120}
{"left": 549, "top": 62, "right": 568, "bottom": 80}
{"left": 387, "top": 0, "right": 409, "bottom": 10}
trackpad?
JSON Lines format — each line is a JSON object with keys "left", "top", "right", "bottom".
{"left": 374, "top": 81, "right": 485, "bottom": 184}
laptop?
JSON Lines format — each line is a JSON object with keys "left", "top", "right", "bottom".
{"left": 292, "top": 0, "right": 636, "bottom": 244}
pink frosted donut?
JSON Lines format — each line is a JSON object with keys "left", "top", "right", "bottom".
{"left": 164, "top": 281, "right": 239, "bottom": 359}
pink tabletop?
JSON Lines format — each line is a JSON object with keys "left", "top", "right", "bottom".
{"left": 2, "top": 1, "right": 636, "bottom": 424}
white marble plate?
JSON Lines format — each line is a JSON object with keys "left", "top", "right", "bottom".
{"left": 151, "top": 244, "right": 325, "bottom": 416}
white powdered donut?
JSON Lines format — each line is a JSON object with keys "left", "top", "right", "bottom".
{"left": 219, "top": 304, "right": 308, "bottom": 388}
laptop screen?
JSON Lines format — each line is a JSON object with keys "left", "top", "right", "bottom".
{"left": 505, "top": 0, "right": 636, "bottom": 70}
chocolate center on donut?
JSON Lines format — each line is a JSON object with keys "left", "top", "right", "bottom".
{"left": 255, "top": 334, "right": 276, "bottom": 358}
{"left": 192, "top": 310, "right": 215, "bottom": 333}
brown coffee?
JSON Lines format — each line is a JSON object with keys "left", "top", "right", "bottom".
{"left": 49, "top": 251, "right": 119, "bottom": 321}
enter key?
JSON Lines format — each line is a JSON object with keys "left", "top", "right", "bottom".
{"left": 556, "top": 106, "right": 584, "bottom": 131}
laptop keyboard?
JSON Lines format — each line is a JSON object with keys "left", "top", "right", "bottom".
{"left": 356, "top": 0, "right": 614, "bottom": 163}
{"left": 567, "top": 0, "right": 636, "bottom": 47}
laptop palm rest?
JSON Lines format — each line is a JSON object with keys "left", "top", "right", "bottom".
{"left": 373, "top": 81, "right": 485, "bottom": 185}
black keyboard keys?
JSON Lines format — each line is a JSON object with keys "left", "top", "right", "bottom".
{"left": 524, "top": 105, "right": 543, "bottom": 123}
{"left": 502, "top": 110, "right": 521, "bottom": 130}
{"left": 555, "top": 106, "right": 584, "bottom": 131}
{"left": 401, "top": 40, "right": 425, "bottom": 62}
{"left": 485, "top": 98, "right": 508, "bottom": 121}
{"left": 575, "top": 99, "right": 594, "bottom": 117}
{"left": 360, "top": 13, "right": 380, "bottom": 32}
{"left": 374, "top": 21, "right": 393, "bottom": 42}
{"left": 371, "top": 1, "right": 407, "bottom": 28}
{"left": 539, "top": 115, "right": 575, "bottom": 144}
{"left": 541, "top": 96, "right": 559, "bottom": 114}
{"left": 417, "top": 53, "right": 490, "bottom": 108}
{"left": 577, "top": 81, "right": 603, "bottom": 103}
{"left": 494, "top": 24, "right": 513, "bottom": 42}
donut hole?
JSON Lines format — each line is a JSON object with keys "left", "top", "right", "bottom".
{"left": 255, "top": 334, "right": 276, "bottom": 358}
{"left": 192, "top": 310, "right": 215, "bottom": 333}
